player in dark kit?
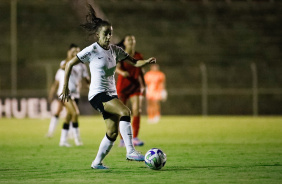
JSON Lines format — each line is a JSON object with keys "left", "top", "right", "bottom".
{"left": 116, "top": 35, "right": 146, "bottom": 147}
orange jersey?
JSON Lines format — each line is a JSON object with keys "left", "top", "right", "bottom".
{"left": 144, "top": 70, "right": 165, "bottom": 100}
{"left": 116, "top": 52, "right": 144, "bottom": 98}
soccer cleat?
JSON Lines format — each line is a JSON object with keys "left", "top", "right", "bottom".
{"left": 118, "top": 140, "right": 125, "bottom": 147}
{"left": 46, "top": 133, "right": 53, "bottom": 138}
{"left": 75, "top": 140, "right": 83, "bottom": 146}
{"left": 74, "top": 138, "right": 83, "bottom": 146}
{"left": 126, "top": 150, "right": 145, "bottom": 161}
{"left": 148, "top": 115, "right": 160, "bottom": 124}
{"left": 91, "top": 163, "right": 109, "bottom": 169}
{"left": 133, "top": 138, "right": 144, "bottom": 146}
{"left": 59, "top": 141, "right": 71, "bottom": 147}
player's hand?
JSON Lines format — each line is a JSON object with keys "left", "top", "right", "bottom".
{"left": 59, "top": 87, "right": 70, "bottom": 103}
{"left": 161, "top": 89, "right": 168, "bottom": 102}
{"left": 141, "top": 86, "right": 146, "bottom": 96}
{"left": 122, "top": 71, "right": 130, "bottom": 78}
{"left": 146, "top": 57, "right": 156, "bottom": 64}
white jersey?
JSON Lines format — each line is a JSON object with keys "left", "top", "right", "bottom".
{"left": 60, "top": 60, "right": 89, "bottom": 99}
{"left": 77, "top": 42, "right": 128, "bottom": 100}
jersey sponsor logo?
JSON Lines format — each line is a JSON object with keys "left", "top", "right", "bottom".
{"left": 81, "top": 52, "right": 91, "bottom": 60}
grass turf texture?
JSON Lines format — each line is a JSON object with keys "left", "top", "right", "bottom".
{"left": 0, "top": 116, "right": 281, "bottom": 184}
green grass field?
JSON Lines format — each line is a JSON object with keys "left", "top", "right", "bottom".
{"left": 0, "top": 116, "right": 281, "bottom": 184}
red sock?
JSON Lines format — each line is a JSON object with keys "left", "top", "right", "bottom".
{"left": 132, "top": 116, "right": 140, "bottom": 138}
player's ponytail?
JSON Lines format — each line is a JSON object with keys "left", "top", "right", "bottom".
{"left": 80, "top": 4, "right": 111, "bottom": 33}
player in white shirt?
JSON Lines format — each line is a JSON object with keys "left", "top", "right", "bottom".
{"left": 60, "top": 56, "right": 90, "bottom": 140}
{"left": 47, "top": 44, "right": 90, "bottom": 147}
{"left": 60, "top": 5, "right": 156, "bottom": 169}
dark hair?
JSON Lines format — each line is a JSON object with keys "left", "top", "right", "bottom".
{"left": 80, "top": 4, "right": 111, "bottom": 34}
{"left": 69, "top": 43, "right": 78, "bottom": 50}
{"left": 116, "top": 38, "right": 125, "bottom": 49}
{"left": 116, "top": 34, "right": 133, "bottom": 49}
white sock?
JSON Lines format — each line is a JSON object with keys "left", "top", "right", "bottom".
{"left": 92, "top": 135, "right": 114, "bottom": 166}
{"left": 73, "top": 128, "right": 82, "bottom": 145}
{"left": 119, "top": 121, "right": 135, "bottom": 154}
{"left": 59, "top": 129, "right": 68, "bottom": 144}
{"left": 47, "top": 116, "right": 59, "bottom": 137}
{"left": 68, "top": 122, "right": 74, "bottom": 139}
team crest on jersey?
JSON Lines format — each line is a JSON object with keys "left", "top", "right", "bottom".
{"left": 81, "top": 52, "right": 91, "bottom": 60}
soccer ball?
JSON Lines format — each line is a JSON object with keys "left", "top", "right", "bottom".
{"left": 145, "top": 148, "right": 167, "bottom": 170}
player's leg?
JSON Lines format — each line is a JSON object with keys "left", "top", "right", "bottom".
{"left": 117, "top": 95, "right": 128, "bottom": 147}
{"left": 47, "top": 99, "right": 63, "bottom": 138}
{"left": 147, "top": 99, "right": 155, "bottom": 123}
{"left": 104, "top": 99, "right": 133, "bottom": 153}
{"left": 68, "top": 121, "right": 74, "bottom": 140}
{"left": 59, "top": 110, "right": 71, "bottom": 147}
{"left": 155, "top": 100, "right": 161, "bottom": 122}
{"left": 103, "top": 98, "right": 144, "bottom": 161}
{"left": 64, "top": 99, "right": 82, "bottom": 146}
{"left": 130, "top": 95, "right": 144, "bottom": 146}
{"left": 151, "top": 100, "right": 160, "bottom": 123}
{"left": 91, "top": 115, "right": 119, "bottom": 169}
{"left": 68, "top": 98, "right": 80, "bottom": 140}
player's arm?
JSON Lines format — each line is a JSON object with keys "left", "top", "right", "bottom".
{"left": 139, "top": 69, "right": 146, "bottom": 94}
{"left": 82, "top": 76, "right": 91, "bottom": 89}
{"left": 60, "top": 61, "right": 66, "bottom": 70}
{"left": 60, "top": 56, "right": 80, "bottom": 102}
{"left": 48, "top": 80, "right": 59, "bottom": 103}
{"left": 116, "top": 62, "right": 130, "bottom": 77}
{"left": 124, "top": 56, "right": 156, "bottom": 67}
{"left": 140, "top": 68, "right": 146, "bottom": 86}
{"left": 83, "top": 76, "right": 91, "bottom": 86}
{"left": 161, "top": 74, "right": 167, "bottom": 101}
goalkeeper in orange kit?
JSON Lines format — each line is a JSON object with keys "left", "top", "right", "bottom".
{"left": 144, "top": 64, "right": 167, "bottom": 123}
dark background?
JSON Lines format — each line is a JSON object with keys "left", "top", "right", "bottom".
{"left": 0, "top": 0, "right": 281, "bottom": 115}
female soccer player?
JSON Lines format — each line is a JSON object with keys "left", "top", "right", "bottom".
{"left": 60, "top": 5, "right": 156, "bottom": 169}
{"left": 47, "top": 44, "right": 82, "bottom": 138}
{"left": 116, "top": 35, "right": 145, "bottom": 147}
{"left": 47, "top": 44, "right": 88, "bottom": 147}
{"left": 144, "top": 64, "right": 167, "bottom": 123}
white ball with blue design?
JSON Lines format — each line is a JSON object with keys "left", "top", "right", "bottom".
{"left": 145, "top": 148, "right": 167, "bottom": 170}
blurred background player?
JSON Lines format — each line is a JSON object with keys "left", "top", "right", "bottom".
{"left": 47, "top": 44, "right": 90, "bottom": 147}
{"left": 144, "top": 64, "right": 167, "bottom": 123}
{"left": 47, "top": 44, "right": 79, "bottom": 138}
{"left": 116, "top": 35, "right": 145, "bottom": 147}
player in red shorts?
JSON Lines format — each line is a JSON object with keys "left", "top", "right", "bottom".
{"left": 116, "top": 35, "right": 145, "bottom": 147}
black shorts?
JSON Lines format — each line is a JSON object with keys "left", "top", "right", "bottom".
{"left": 74, "top": 98, "right": 79, "bottom": 105}
{"left": 89, "top": 92, "right": 118, "bottom": 119}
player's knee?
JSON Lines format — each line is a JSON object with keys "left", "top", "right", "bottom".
{"left": 119, "top": 107, "right": 131, "bottom": 117}
{"left": 75, "top": 112, "right": 80, "bottom": 117}
{"left": 132, "top": 108, "right": 141, "bottom": 116}
{"left": 71, "top": 111, "right": 79, "bottom": 119}
{"left": 106, "top": 131, "right": 118, "bottom": 141}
